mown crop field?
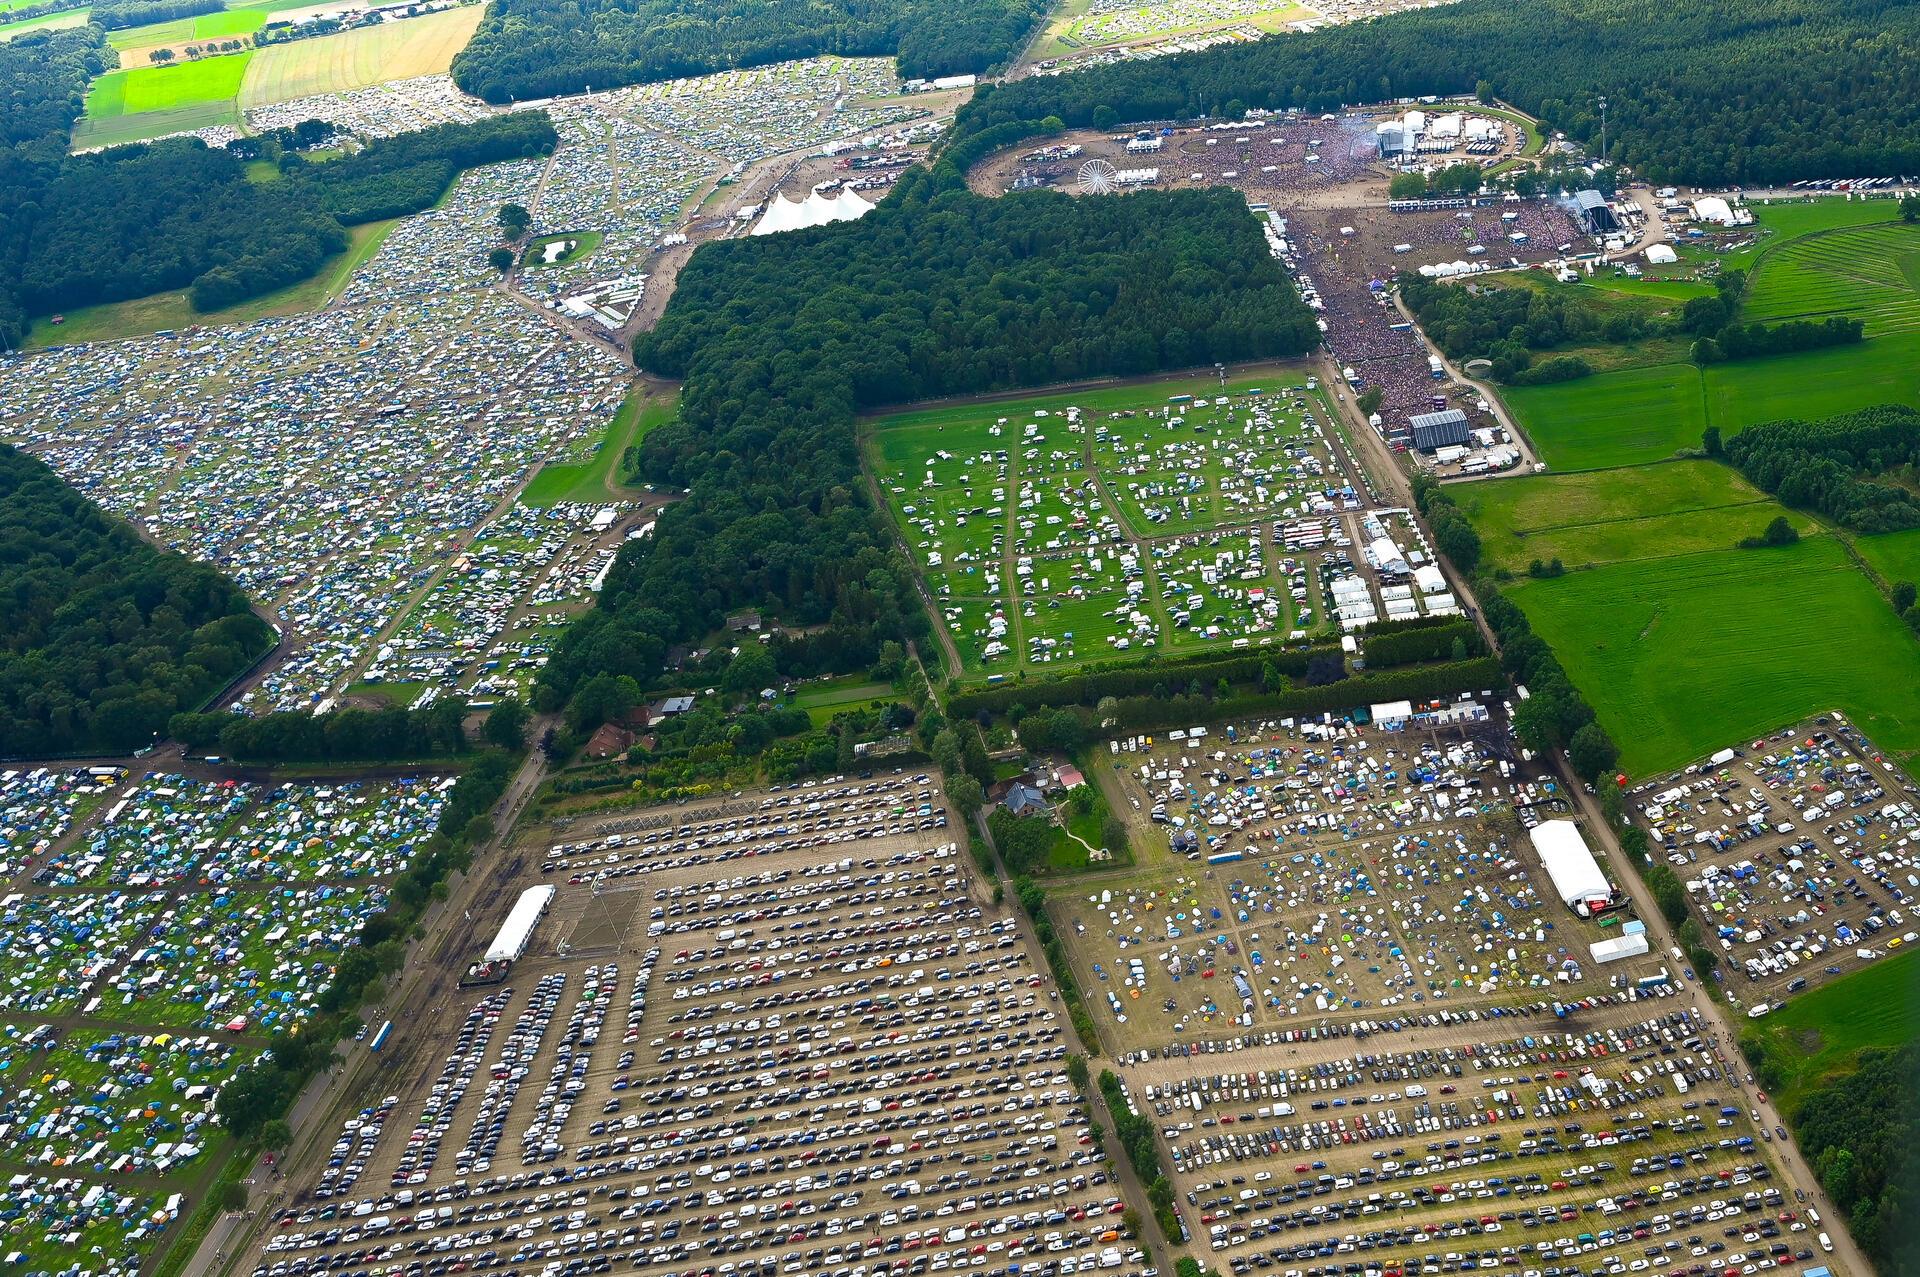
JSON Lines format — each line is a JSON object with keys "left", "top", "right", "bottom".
{"left": 236, "top": 5, "right": 483, "bottom": 107}
{"left": 1508, "top": 536, "right": 1920, "bottom": 777}
{"left": 1460, "top": 460, "right": 1812, "bottom": 572}
{"left": 1741, "top": 220, "right": 1920, "bottom": 333}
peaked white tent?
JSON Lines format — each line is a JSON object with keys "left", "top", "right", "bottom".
{"left": 751, "top": 188, "right": 874, "bottom": 236}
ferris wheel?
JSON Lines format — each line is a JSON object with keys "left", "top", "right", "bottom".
{"left": 1077, "top": 158, "right": 1119, "bottom": 194}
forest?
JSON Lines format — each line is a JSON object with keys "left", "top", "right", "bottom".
{"left": 450, "top": 0, "right": 1044, "bottom": 103}
{"left": 0, "top": 446, "right": 275, "bottom": 757}
{"left": 91, "top": 0, "right": 223, "bottom": 29}
{"left": 1791, "top": 1045, "right": 1918, "bottom": 1276}
{"left": 0, "top": 27, "right": 109, "bottom": 349}
{"left": 14, "top": 111, "right": 556, "bottom": 323}
{"left": 537, "top": 169, "right": 1320, "bottom": 729}
{"left": 1720, "top": 404, "right": 1920, "bottom": 533}
{"left": 949, "top": 0, "right": 1920, "bottom": 187}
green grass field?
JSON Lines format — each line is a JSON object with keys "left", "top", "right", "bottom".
{"left": 1742, "top": 219, "right": 1920, "bottom": 334}
{"left": 86, "top": 49, "right": 252, "bottom": 115}
{"left": 107, "top": 7, "right": 264, "bottom": 51}
{"left": 522, "top": 231, "right": 604, "bottom": 270}
{"left": 791, "top": 677, "right": 893, "bottom": 727}
{"left": 1503, "top": 363, "right": 1708, "bottom": 471}
{"left": 1459, "top": 461, "right": 1813, "bottom": 572}
{"left": 1744, "top": 946, "right": 1920, "bottom": 1111}
{"left": 1853, "top": 526, "right": 1920, "bottom": 589}
{"left": 1509, "top": 536, "right": 1920, "bottom": 776}
{"left": 24, "top": 218, "right": 395, "bottom": 347}
{"left": 519, "top": 387, "right": 671, "bottom": 507}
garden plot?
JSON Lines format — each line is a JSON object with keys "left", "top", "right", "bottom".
{"left": 33, "top": 775, "right": 250, "bottom": 888}
{"left": 1628, "top": 717, "right": 1920, "bottom": 1009}
{"left": 0, "top": 1026, "right": 253, "bottom": 1173}
{"left": 117, "top": 885, "right": 388, "bottom": 1033}
{"left": 0, "top": 893, "right": 163, "bottom": 1018}
{"left": 0, "top": 767, "right": 126, "bottom": 883}
{"left": 198, "top": 777, "right": 449, "bottom": 884}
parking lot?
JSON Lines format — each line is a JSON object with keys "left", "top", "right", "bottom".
{"left": 248, "top": 773, "right": 1152, "bottom": 1277}
{"left": 1125, "top": 1003, "right": 1824, "bottom": 1277}
{"left": 1628, "top": 716, "right": 1920, "bottom": 1009}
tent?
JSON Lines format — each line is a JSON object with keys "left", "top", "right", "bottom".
{"left": 751, "top": 188, "right": 874, "bottom": 237}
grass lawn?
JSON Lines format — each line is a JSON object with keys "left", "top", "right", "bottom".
{"left": 1744, "top": 946, "right": 1920, "bottom": 1112}
{"left": 1509, "top": 536, "right": 1920, "bottom": 777}
{"left": 1853, "top": 526, "right": 1920, "bottom": 589}
{"left": 1458, "top": 461, "right": 1812, "bottom": 573}
{"left": 790, "top": 677, "right": 893, "bottom": 727}
{"left": 519, "top": 386, "right": 672, "bottom": 507}
{"left": 236, "top": 4, "right": 482, "bottom": 108}
{"left": 1503, "top": 362, "right": 1707, "bottom": 471}
{"left": 522, "top": 231, "right": 604, "bottom": 270}
{"left": 24, "top": 217, "right": 395, "bottom": 347}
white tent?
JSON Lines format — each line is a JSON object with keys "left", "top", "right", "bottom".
{"left": 1692, "top": 196, "right": 1736, "bottom": 225}
{"left": 1644, "top": 243, "right": 1678, "bottom": 264}
{"left": 752, "top": 188, "right": 874, "bottom": 237}
{"left": 1528, "top": 820, "right": 1613, "bottom": 913}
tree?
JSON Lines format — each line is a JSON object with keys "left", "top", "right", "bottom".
{"left": 1682, "top": 293, "right": 1729, "bottom": 336}
{"left": 1475, "top": 79, "right": 1494, "bottom": 104}
{"left": 1260, "top": 659, "right": 1284, "bottom": 692}
{"left": 1567, "top": 721, "right": 1618, "bottom": 781}
{"left": 930, "top": 728, "right": 962, "bottom": 776}
{"left": 151, "top": 47, "right": 174, "bottom": 61}
{"left": 483, "top": 697, "right": 529, "bottom": 749}
{"left": 1091, "top": 104, "right": 1117, "bottom": 131}
{"left": 488, "top": 246, "right": 514, "bottom": 272}
{"left": 1388, "top": 171, "right": 1428, "bottom": 200}
{"left": 1701, "top": 425, "right": 1722, "bottom": 456}
{"left": 1903, "top": 194, "right": 1920, "bottom": 223}
{"left": 947, "top": 774, "right": 984, "bottom": 818}
{"left": 218, "top": 1181, "right": 249, "bottom": 1211}
{"left": 1894, "top": 581, "right": 1917, "bottom": 613}
{"left": 260, "top": 1119, "right": 293, "bottom": 1152}
{"left": 1356, "top": 386, "right": 1384, "bottom": 417}
{"left": 497, "top": 202, "right": 531, "bottom": 236}
{"left": 1101, "top": 814, "right": 1127, "bottom": 853}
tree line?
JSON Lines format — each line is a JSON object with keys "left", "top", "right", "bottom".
{"left": 946, "top": 0, "right": 1920, "bottom": 187}
{"left": 1719, "top": 404, "right": 1920, "bottom": 533}
{"left": 0, "top": 445, "right": 275, "bottom": 757}
{"left": 450, "top": 0, "right": 1046, "bottom": 104}
{"left": 1398, "top": 271, "right": 1665, "bottom": 383}
{"left": 8, "top": 85, "right": 556, "bottom": 334}
{"left": 217, "top": 748, "right": 519, "bottom": 1140}
{"left": 91, "top": 0, "right": 222, "bottom": 29}
{"left": 538, "top": 166, "right": 1319, "bottom": 733}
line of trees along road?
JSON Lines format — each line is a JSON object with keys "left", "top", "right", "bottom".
{"left": 451, "top": 0, "right": 1047, "bottom": 104}
{"left": 949, "top": 0, "right": 1920, "bottom": 187}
